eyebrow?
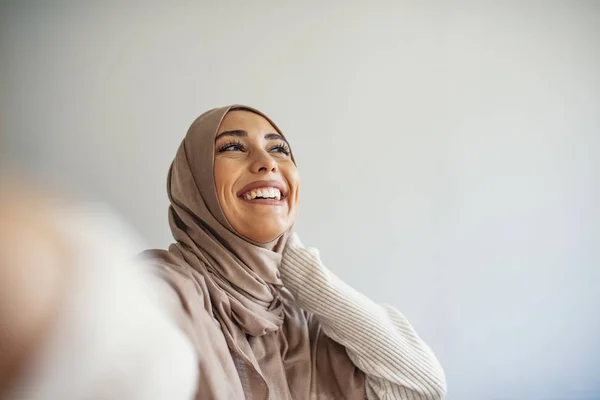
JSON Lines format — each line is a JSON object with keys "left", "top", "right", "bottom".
{"left": 215, "top": 130, "right": 288, "bottom": 144}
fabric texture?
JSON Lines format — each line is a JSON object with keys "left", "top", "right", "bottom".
{"left": 280, "top": 234, "right": 447, "bottom": 399}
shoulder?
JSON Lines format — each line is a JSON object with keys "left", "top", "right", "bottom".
{"left": 138, "top": 249, "right": 213, "bottom": 320}
{"left": 139, "top": 249, "right": 190, "bottom": 277}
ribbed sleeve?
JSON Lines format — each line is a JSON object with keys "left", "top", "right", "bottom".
{"left": 280, "top": 235, "right": 447, "bottom": 400}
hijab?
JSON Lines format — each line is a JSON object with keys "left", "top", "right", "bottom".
{"left": 141, "top": 105, "right": 365, "bottom": 400}
{"left": 167, "top": 105, "right": 291, "bottom": 336}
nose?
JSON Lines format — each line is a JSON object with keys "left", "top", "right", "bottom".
{"left": 250, "top": 150, "right": 278, "bottom": 174}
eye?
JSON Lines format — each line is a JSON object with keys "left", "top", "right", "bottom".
{"left": 269, "top": 142, "right": 291, "bottom": 156}
{"left": 217, "top": 140, "right": 245, "bottom": 153}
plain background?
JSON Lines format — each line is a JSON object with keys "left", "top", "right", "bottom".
{"left": 1, "top": 1, "right": 599, "bottom": 399}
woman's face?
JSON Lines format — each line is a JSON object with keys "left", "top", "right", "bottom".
{"left": 214, "top": 110, "right": 299, "bottom": 243}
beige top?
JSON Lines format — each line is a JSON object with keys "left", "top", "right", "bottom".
{"left": 146, "top": 233, "right": 447, "bottom": 399}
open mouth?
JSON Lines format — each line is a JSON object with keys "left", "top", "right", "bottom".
{"left": 237, "top": 180, "right": 287, "bottom": 203}
{"left": 241, "top": 187, "right": 283, "bottom": 201}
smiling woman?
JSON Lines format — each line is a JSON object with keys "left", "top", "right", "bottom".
{"left": 140, "top": 105, "right": 447, "bottom": 399}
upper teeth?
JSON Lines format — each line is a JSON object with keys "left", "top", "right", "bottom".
{"left": 243, "top": 187, "right": 282, "bottom": 201}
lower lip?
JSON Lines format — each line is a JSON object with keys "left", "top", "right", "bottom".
{"left": 239, "top": 197, "right": 286, "bottom": 206}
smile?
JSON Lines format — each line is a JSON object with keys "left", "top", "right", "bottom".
{"left": 237, "top": 180, "right": 287, "bottom": 204}
{"left": 241, "top": 187, "right": 282, "bottom": 201}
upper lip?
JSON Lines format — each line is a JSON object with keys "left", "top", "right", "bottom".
{"left": 237, "top": 180, "right": 287, "bottom": 198}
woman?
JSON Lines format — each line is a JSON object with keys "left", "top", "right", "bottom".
{"left": 140, "top": 105, "right": 447, "bottom": 399}
{"left": 0, "top": 105, "right": 445, "bottom": 400}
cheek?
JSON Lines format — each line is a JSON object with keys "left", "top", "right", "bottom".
{"left": 283, "top": 165, "right": 301, "bottom": 205}
{"left": 213, "top": 160, "right": 237, "bottom": 199}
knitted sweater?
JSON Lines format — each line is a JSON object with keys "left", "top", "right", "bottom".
{"left": 281, "top": 234, "right": 447, "bottom": 399}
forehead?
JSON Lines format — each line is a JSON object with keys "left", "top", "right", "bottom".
{"left": 217, "top": 110, "right": 277, "bottom": 136}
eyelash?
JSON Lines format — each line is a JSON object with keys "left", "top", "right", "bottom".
{"left": 217, "top": 140, "right": 291, "bottom": 156}
{"left": 217, "top": 140, "right": 245, "bottom": 153}
{"left": 270, "top": 142, "right": 291, "bottom": 156}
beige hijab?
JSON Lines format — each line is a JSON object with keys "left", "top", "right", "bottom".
{"left": 142, "top": 105, "right": 365, "bottom": 399}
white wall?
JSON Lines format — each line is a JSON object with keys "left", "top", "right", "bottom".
{"left": 1, "top": 1, "right": 599, "bottom": 399}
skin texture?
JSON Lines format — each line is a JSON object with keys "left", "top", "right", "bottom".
{"left": 213, "top": 110, "right": 300, "bottom": 244}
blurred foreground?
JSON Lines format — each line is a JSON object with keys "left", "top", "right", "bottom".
{"left": 0, "top": 178, "right": 197, "bottom": 399}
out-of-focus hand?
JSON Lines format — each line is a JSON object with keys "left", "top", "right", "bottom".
{"left": 0, "top": 184, "right": 73, "bottom": 393}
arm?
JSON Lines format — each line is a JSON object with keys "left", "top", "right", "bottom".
{"left": 280, "top": 234, "right": 447, "bottom": 400}
{"left": 0, "top": 190, "right": 197, "bottom": 400}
